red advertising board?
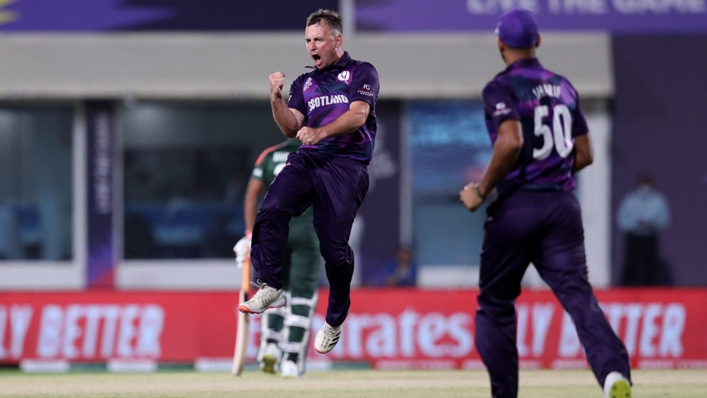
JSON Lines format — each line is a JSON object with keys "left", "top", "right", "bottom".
{"left": 1, "top": 289, "right": 705, "bottom": 369}
{"left": 0, "top": 292, "right": 237, "bottom": 363}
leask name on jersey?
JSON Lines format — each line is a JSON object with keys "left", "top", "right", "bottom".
{"left": 308, "top": 94, "right": 349, "bottom": 112}
{"left": 532, "top": 84, "right": 561, "bottom": 100}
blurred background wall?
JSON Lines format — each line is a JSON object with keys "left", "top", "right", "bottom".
{"left": 611, "top": 35, "right": 707, "bottom": 286}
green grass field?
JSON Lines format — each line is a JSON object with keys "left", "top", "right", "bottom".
{"left": 1, "top": 369, "right": 705, "bottom": 397}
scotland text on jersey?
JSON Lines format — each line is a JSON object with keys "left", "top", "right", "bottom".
{"left": 308, "top": 94, "right": 349, "bottom": 112}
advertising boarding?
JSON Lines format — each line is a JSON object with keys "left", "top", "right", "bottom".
{"left": 0, "top": 289, "right": 705, "bottom": 369}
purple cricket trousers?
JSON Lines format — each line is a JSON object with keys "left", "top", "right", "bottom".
{"left": 250, "top": 149, "right": 369, "bottom": 327}
{"left": 475, "top": 190, "right": 631, "bottom": 398}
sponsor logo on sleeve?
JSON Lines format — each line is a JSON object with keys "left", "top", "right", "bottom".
{"left": 357, "top": 83, "right": 374, "bottom": 97}
{"left": 493, "top": 102, "right": 512, "bottom": 117}
{"left": 303, "top": 78, "right": 313, "bottom": 92}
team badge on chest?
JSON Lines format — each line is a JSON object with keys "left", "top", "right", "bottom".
{"left": 337, "top": 71, "right": 351, "bottom": 84}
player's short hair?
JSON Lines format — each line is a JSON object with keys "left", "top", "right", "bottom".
{"left": 306, "top": 9, "right": 343, "bottom": 34}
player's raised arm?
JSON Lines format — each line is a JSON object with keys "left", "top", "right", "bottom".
{"left": 297, "top": 101, "right": 369, "bottom": 145}
{"left": 322, "top": 100, "right": 370, "bottom": 135}
{"left": 270, "top": 72, "right": 305, "bottom": 138}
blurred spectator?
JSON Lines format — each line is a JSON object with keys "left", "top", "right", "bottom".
{"left": 377, "top": 245, "right": 417, "bottom": 287}
{"left": 617, "top": 173, "right": 671, "bottom": 286}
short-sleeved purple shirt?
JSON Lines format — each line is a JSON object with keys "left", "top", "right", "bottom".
{"left": 287, "top": 52, "right": 379, "bottom": 164}
{"left": 482, "top": 57, "right": 589, "bottom": 196}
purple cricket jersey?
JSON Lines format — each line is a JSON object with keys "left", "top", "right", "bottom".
{"left": 482, "top": 57, "right": 589, "bottom": 196}
{"left": 287, "top": 52, "right": 380, "bottom": 164}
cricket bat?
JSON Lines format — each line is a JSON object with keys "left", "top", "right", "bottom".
{"left": 232, "top": 254, "right": 251, "bottom": 376}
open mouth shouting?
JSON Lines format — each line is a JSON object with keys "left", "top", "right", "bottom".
{"left": 311, "top": 53, "right": 322, "bottom": 68}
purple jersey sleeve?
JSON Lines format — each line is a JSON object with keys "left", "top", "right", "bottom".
{"left": 287, "top": 75, "right": 307, "bottom": 118}
{"left": 348, "top": 62, "right": 379, "bottom": 106}
{"left": 482, "top": 80, "right": 520, "bottom": 131}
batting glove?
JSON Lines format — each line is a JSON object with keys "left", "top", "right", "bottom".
{"left": 233, "top": 232, "right": 252, "bottom": 269}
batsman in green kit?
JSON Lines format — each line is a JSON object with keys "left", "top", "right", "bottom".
{"left": 233, "top": 138, "right": 320, "bottom": 378}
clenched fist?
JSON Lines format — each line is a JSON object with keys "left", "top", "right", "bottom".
{"left": 297, "top": 126, "right": 325, "bottom": 145}
{"left": 460, "top": 182, "right": 485, "bottom": 212}
{"left": 269, "top": 72, "right": 285, "bottom": 99}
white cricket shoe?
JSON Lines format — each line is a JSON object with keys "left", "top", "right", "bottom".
{"left": 239, "top": 280, "right": 285, "bottom": 314}
{"left": 604, "top": 371, "right": 632, "bottom": 398}
{"left": 314, "top": 322, "right": 341, "bottom": 354}
{"left": 259, "top": 342, "right": 280, "bottom": 375}
{"left": 280, "top": 360, "right": 300, "bottom": 378}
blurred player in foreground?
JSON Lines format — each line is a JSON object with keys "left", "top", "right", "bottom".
{"left": 459, "top": 8, "right": 632, "bottom": 398}
{"left": 238, "top": 8, "right": 380, "bottom": 356}
{"left": 234, "top": 138, "right": 320, "bottom": 377}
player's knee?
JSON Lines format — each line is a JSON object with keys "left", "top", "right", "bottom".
{"left": 259, "top": 201, "right": 283, "bottom": 215}
{"left": 477, "top": 292, "right": 516, "bottom": 315}
{"left": 257, "top": 202, "right": 295, "bottom": 224}
{"left": 320, "top": 244, "right": 351, "bottom": 266}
